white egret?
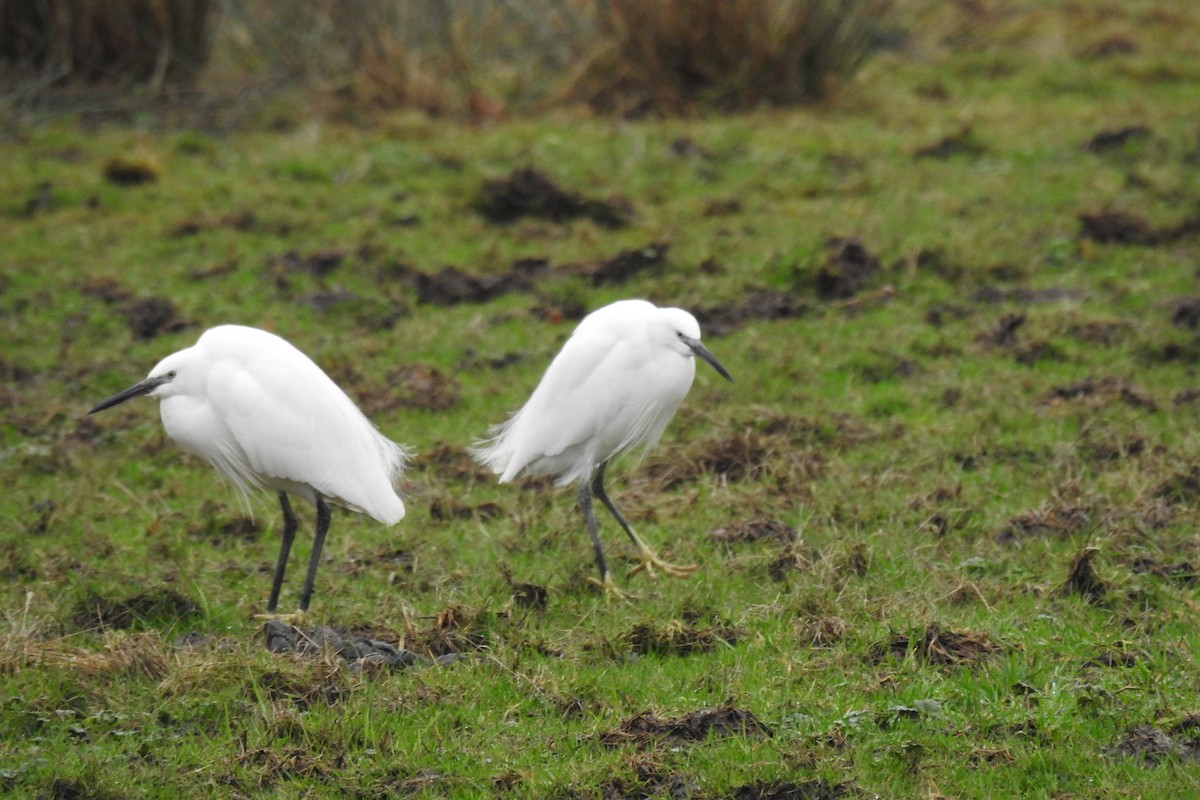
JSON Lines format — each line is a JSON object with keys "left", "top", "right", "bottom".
{"left": 472, "top": 299, "right": 732, "bottom": 597}
{"left": 89, "top": 325, "right": 409, "bottom": 618}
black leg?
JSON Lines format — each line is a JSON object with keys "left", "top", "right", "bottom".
{"left": 577, "top": 478, "right": 610, "bottom": 585}
{"left": 267, "top": 493, "right": 298, "bottom": 613}
{"left": 591, "top": 461, "right": 639, "bottom": 547}
{"left": 298, "top": 496, "right": 331, "bottom": 613}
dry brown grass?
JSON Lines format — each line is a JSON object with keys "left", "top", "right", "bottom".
{"left": 565, "top": 0, "right": 894, "bottom": 115}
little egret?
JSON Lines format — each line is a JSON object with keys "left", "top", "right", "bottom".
{"left": 89, "top": 325, "right": 409, "bottom": 618}
{"left": 472, "top": 299, "right": 732, "bottom": 597}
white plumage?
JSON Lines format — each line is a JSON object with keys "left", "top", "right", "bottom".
{"left": 90, "top": 324, "right": 408, "bottom": 616}
{"left": 473, "top": 299, "right": 732, "bottom": 596}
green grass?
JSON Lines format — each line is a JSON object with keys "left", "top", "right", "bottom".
{"left": 5, "top": 2, "right": 1200, "bottom": 797}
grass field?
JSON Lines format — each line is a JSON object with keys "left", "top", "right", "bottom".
{"left": 5, "top": 2, "right": 1200, "bottom": 797}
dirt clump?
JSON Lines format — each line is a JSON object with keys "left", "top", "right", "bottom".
{"left": 263, "top": 621, "right": 432, "bottom": 671}
{"left": 914, "top": 126, "right": 985, "bottom": 159}
{"left": 869, "top": 622, "right": 1001, "bottom": 668}
{"left": 627, "top": 617, "right": 739, "bottom": 656}
{"left": 1078, "top": 209, "right": 1200, "bottom": 245}
{"left": 388, "top": 363, "right": 462, "bottom": 411}
{"left": 171, "top": 209, "right": 258, "bottom": 238}
{"left": 1131, "top": 556, "right": 1198, "bottom": 586}
{"left": 1043, "top": 377, "right": 1157, "bottom": 411}
{"left": 121, "top": 296, "right": 189, "bottom": 340}
{"left": 576, "top": 242, "right": 668, "bottom": 286}
{"left": 416, "top": 442, "right": 493, "bottom": 483}
{"left": 1083, "top": 126, "right": 1150, "bottom": 153}
{"left": 995, "top": 504, "right": 1090, "bottom": 544}
{"left": 406, "top": 604, "right": 490, "bottom": 659}
{"left": 711, "top": 517, "right": 796, "bottom": 545}
{"left": 476, "top": 167, "right": 631, "bottom": 228}
{"left": 1171, "top": 297, "right": 1200, "bottom": 329}
{"left": 695, "top": 288, "right": 809, "bottom": 336}
{"left": 1059, "top": 547, "right": 1107, "bottom": 605}
{"left": 815, "top": 237, "right": 879, "bottom": 300}
{"left": 731, "top": 779, "right": 853, "bottom": 800}
{"left": 1106, "top": 718, "right": 1200, "bottom": 764}
{"left": 600, "top": 702, "right": 771, "bottom": 746}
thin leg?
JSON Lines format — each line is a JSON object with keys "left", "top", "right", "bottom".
{"left": 265, "top": 493, "right": 298, "bottom": 613}
{"left": 579, "top": 479, "right": 631, "bottom": 600}
{"left": 591, "top": 461, "right": 698, "bottom": 580}
{"left": 298, "top": 496, "right": 331, "bottom": 613}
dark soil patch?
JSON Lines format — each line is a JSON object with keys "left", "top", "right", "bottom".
{"left": 976, "top": 312, "right": 1025, "bottom": 347}
{"left": 409, "top": 261, "right": 545, "bottom": 306}
{"left": 1078, "top": 209, "right": 1200, "bottom": 245}
{"left": 816, "top": 237, "right": 880, "bottom": 300}
{"left": 1068, "top": 319, "right": 1132, "bottom": 346}
{"left": 475, "top": 167, "right": 631, "bottom": 228}
{"left": 695, "top": 288, "right": 809, "bottom": 337}
{"left": 262, "top": 621, "right": 433, "bottom": 672}
{"left": 121, "top": 296, "right": 189, "bottom": 340}
{"left": 187, "top": 508, "right": 262, "bottom": 545}
{"left": 267, "top": 249, "right": 345, "bottom": 277}
{"left": 1059, "top": 547, "right": 1107, "bottom": 605}
{"left": 914, "top": 126, "right": 985, "bottom": 159}
{"left": 1082, "top": 646, "right": 1143, "bottom": 668}
{"left": 730, "top": 779, "right": 852, "bottom": 800}
{"left": 1153, "top": 466, "right": 1200, "bottom": 504}
{"left": 72, "top": 587, "right": 200, "bottom": 631}
{"left": 170, "top": 209, "right": 258, "bottom": 238}
{"left": 103, "top": 155, "right": 158, "bottom": 185}
{"left": 577, "top": 242, "right": 668, "bottom": 286}
{"left": 1171, "top": 297, "right": 1200, "bottom": 329}
{"left": 428, "top": 497, "right": 503, "bottom": 521}
{"left": 387, "top": 364, "right": 461, "bottom": 411}
{"left": 1131, "top": 556, "right": 1199, "bottom": 586}
{"left": 1084, "top": 35, "right": 1138, "bottom": 58}
{"left": 1043, "top": 376, "right": 1157, "bottom": 411}
{"left": 710, "top": 517, "right": 796, "bottom": 544}
{"left": 415, "top": 442, "right": 493, "bottom": 483}
{"left": 1083, "top": 126, "right": 1151, "bottom": 153}
{"left": 627, "top": 618, "right": 739, "bottom": 656}
{"left": 600, "top": 703, "right": 771, "bottom": 746}
{"left": 970, "top": 285, "right": 1087, "bottom": 305}
{"left": 1106, "top": 719, "right": 1200, "bottom": 764}
{"left": 995, "top": 504, "right": 1090, "bottom": 544}
{"left": 22, "top": 180, "right": 55, "bottom": 217}
{"left": 80, "top": 276, "right": 133, "bottom": 305}
{"left": 406, "top": 604, "right": 490, "bottom": 659}
{"left": 869, "top": 622, "right": 1001, "bottom": 668}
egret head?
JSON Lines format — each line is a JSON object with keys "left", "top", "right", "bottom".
{"left": 89, "top": 350, "right": 192, "bottom": 414}
{"left": 661, "top": 308, "right": 733, "bottom": 383}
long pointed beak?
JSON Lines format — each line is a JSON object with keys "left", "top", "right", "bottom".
{"left": 89, "top": 375, "right": 170, "bottom": 414}
{"left": 682, "top": 336, "right": 733, "bottom": 383}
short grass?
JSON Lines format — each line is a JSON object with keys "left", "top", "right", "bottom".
{"left": 5, "top": 2, "right": 1200, "bottom": 797}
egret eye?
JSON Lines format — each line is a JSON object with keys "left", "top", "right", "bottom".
{"left": 167, "top": 370, "right": 177, "bottom": 379}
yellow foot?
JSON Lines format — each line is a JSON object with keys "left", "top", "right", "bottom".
{"left": 628, "top": 545, "right": 699, "bottom": 580}
{"left": 254, "top": 609, "right": 309, "bottom": 626}
{"left": 586, "top": 575, "right": 639, "bottom": 602}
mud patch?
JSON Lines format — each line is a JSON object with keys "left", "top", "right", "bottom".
{"left": 1131, "top": 556, "right": 1198, "bottom": 587}
{"left": 816, "top": 237, "right": 880, "bottom": 300}
{"left": 171, "top": 209, "right": 258, "bottom": 238}
{"left": 415, "top": 442, "right": 493, "bottom": 484}
{"left": 72, "top": 587, "right": 200, "bottom": 631}
{"left": 1153, "top": 466, "right": 1200, "bottom": 505}
{"left": 731, "top": 779, "right": 853, "bottom": 800}
{"left": 995, "top": 504, "right": 1090, "bottom": 544}
{"left": 121, "top": 296, "right": 189, "bottom": 340}
{"left": 1106, "top": 719, "right": 1200, "bottom": 764}
{"left": 187, "top": 507, "right": 262, "bottom": 545}
{"left": 976, "top": 312, "right": 1025, "bottom": 348}
{"left": 262, "top": 621, "right": 433, "bottom": 672}
{"left": 577, "top": 242, "right": 668, "bottom": 286}
{"left": 710, "top": 517, "right": 796, "bottom": 545}
{"left": 268, "top": 249, "right": 346, "bottom": 277}
{"left": 428, "top": 497, "right": 503, "bottom": 521}
{"left": 600, "top": 702, "right": 771, "bottom": 746}
{"left": 869, "top": 622, "right": 1001, "bottom": 668}
{"left": 695, "top": 288, "right": 809, "bottom": 337}
{"left": 1043, "top": 376, "right": 1157, "bottom": 411}
{"left": 475, "top": 167, "right": 631, "bottom": 228}
{"left": 914, "top": 127, "right": 985, "bottom": 159}
{"left": 387, "top": 364, "right": 462, "bottom": 411}
{"left": 103, "top": 155, "right": 158, "bottom": 185}
{"left": 1083, "top": 126, "right": 1150, "bottom": 153}
{"left": 409, "top": 261, "right": 544, "bottom": 306}
{"left": 627, "top": 617, "right": 739, "bottom": 656}
{"left": 1171, "top": 297, "right": 1200, "bottom": 329}
{"left": 1078, "top": 209, "right": 1200, "bottom": 245}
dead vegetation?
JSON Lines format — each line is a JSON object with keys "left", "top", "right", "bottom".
{"left": 599, "top": 702, "right": 772, "bottom": 746}
{"left": 869, "top": 623, "right": 1002, "bottom": 668}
